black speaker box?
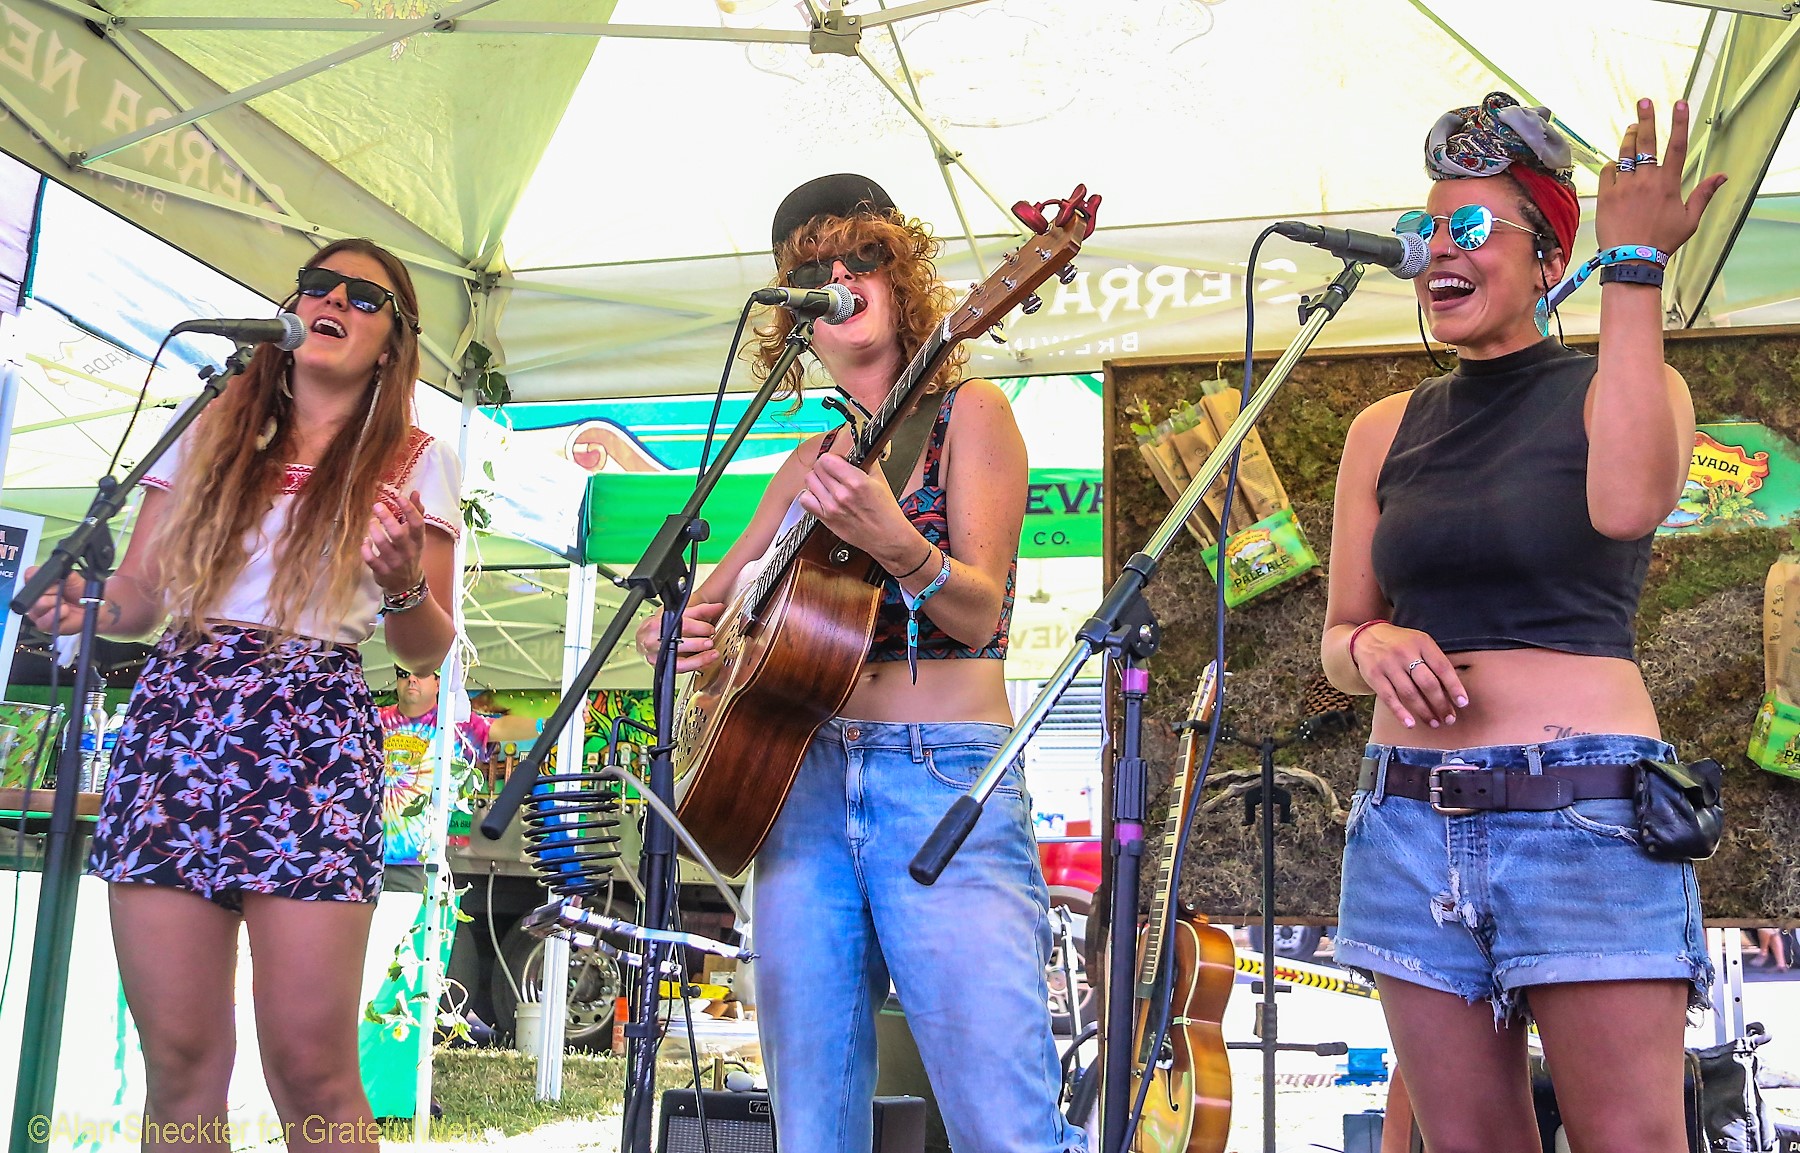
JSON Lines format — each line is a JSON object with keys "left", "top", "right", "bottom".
{"left": 656, "top": 1089, "right": 926, "bottom": 1153}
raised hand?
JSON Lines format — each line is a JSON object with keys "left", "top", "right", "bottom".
{"left": 1598, "top": 98, "right": 1727, "bottom": 255}
{"left": 363, "top": 490, "right": 428, "bottom": 596}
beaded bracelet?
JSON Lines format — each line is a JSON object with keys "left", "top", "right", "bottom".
{"left": 1346, "top": 618, "right": 1388, "bottom": 674}
{"left": 901, "top": 549, "right": 952, "bottom": 683}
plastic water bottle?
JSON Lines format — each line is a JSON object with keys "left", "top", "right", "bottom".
{"left": 97, "top": 703, "right": 128, "bottom": 790}
{"left": 77, "top": 691, "right": 108, "bottom": 792}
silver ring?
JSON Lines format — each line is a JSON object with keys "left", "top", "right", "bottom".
{"left": 1617, "top": 156, "right": 1637, "bottom": 173}
{"left": 1405, "top": 658, "right": 1426, "bottom": 673}
{"left": 1634, "top": 152, "right": 1658, "bottom": 166}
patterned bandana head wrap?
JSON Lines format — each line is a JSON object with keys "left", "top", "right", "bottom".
{"left": 1426, "top": 91, "right": 1581, "bottom": 258}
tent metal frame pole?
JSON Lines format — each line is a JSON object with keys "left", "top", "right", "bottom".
{"left": 1404, "top": 0, "right": 1610, "bottom": 175}
{"left": 76, "top": 0, "right": 507, "bottom": 165}
{"left": 100, "top": 33, "right": 311, "bottom": 226}
{"left": 497, "top": 314, "right": 742, "bottom": 376}
{"left": 1657, "top": 0, "right": 1794, "bottom": 17}
{"left": 496, "top": 276, "right": 729, "bottom": 318}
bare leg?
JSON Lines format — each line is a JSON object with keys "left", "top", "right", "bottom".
{"left": 108, "top": 884, "right": 242, "bottom": 1152}
{"left": 1528, "top": 980, "right": 1691, "bottom": 1153}
{"left": 1381, "top": 1066, "right": 1415, "bottom": 1153}
{"left": 240, "top": 894, "right": 379, "bottom": 1152}
{"left": 1374, "top": 975, "right": 1541, "bottom": 1153}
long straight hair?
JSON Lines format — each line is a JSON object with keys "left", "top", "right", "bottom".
{"left": 156, "top": 238, "right": 423, "bottom": 640}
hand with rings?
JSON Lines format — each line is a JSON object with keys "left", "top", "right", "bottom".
{"left": 1346, "top": 621, "right": 1468, "bottom": 731}
{"left": 1598, "top": 98, "right": 1726, "bottom": 255}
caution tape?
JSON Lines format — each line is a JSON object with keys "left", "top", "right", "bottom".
{"left": 1233, "top": 951, "right": 1381, "bottom": 1000}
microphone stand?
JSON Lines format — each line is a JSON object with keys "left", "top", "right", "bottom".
{"left": 909, "top": 260, "right": 1367, "bottom": 1153}
{"left": 478, "top": 316, "right": 820, "bottom": 1153}
{"left": 7, "top": 343, "right": 256, "bottom": 1153}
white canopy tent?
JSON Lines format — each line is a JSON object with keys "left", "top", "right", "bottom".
{"left": 0, "top": 0, "right": 1793, "bottom": 410}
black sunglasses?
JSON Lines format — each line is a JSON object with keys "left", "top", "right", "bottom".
{"left": 297, "top": 266, "right": 420, "bottom": 333}
{"left": 395, "top": 668, "right": 435, "bottom": 681}
{"left": 786, "top": 243, "right": 887, "bottom": 290}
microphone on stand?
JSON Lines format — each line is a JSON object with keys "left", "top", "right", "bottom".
{"left": 171, "top": 312, "right": 308, "bottom": 350}
{"left": 750, "top": 283, "right": 857, "bottom": 324}
{"left": 1274, "top": 222, "right": 1430, "bottom": 280}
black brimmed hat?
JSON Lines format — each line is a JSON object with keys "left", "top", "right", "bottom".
{"left": 771, "top": 173, "right": 896, "bottom": 256}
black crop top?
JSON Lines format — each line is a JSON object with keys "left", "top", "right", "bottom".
{"left": 1369, "top": 339, "right": 1652, "bottom": 660}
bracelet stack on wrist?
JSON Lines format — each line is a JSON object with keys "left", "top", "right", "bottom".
{"left": 380, "top": 574, "right": 429, "bottom": 616}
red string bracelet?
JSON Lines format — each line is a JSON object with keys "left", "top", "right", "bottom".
{"left": 1346, "top": 618, "right": 1389, "bottom": 674}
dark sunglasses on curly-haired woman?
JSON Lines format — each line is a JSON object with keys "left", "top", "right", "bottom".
{"left": 785, "top": 243, "right": 888, "bottom": 290}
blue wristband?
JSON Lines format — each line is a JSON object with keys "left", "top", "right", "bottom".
{"left": 1596, "top": 244, "right": 1670, "bottom": 268}
{"left": 900, "top": 549, "right": 952, "bottom": 684}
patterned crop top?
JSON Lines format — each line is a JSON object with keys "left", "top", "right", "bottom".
{"left": 824, "top": 384, "right": 1016, "bottom": 664}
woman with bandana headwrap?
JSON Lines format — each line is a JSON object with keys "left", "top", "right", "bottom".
{"left": 1320, "top": 95, "right": 1727, "bottom": 1152}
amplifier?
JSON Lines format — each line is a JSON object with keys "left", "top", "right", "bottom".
{"left": 656, "top": 1089, "right": 925, "bottom": 1153}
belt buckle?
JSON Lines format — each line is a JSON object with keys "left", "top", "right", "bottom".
{"left": 1428, "top": 764, "right": 1481, "bottom": 816}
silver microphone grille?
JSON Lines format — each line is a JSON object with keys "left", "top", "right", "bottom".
{"left": 1391, "top": 232, "right": 1430, "bottom": 280}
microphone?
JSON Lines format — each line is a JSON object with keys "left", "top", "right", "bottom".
{"left": 1273, "top": 222, "right": 1430, "bottom": 279}
{"left": 749, "top": 283, "right": 857, "bottom": 324}
{"left": 171, "top": 312, "right": 307, "bottom": 350}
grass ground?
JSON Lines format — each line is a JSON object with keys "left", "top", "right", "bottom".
{"left": 378, "top": 1049, "right": 627, "bottom": 1142}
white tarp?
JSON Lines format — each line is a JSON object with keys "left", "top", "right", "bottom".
{"left": 0, "top": 1, "right": 1793, "bottom": 404}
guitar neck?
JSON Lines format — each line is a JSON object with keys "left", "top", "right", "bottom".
{"left": 741, "top": 321, "right": 952, "bottom": 617}
{"left": 1136, "top": 730, "right": 1196, "bottom": 998}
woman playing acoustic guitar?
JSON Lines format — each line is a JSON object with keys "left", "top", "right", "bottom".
{"left": 634, "top": 174, "right": 1082, "bottom": 1152}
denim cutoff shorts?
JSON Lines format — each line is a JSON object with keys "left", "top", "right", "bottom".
{"left": 1335, "top": 734, "right": 1712, "bottom": 1023}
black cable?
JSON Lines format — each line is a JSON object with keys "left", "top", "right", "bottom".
{"left": 1417, "top": 300, "right": 1451, "bottom": 374}
{"left": 106, "top": 331, "right": 176, "bottom": 476}
{"left": 675, "top": 950, "right": 714, "bottom": 1153}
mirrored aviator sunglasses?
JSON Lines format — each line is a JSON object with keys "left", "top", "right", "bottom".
{"left": 1393, "top": 204, "right": 1535, "bottom": 252}
{"left": 296, "top": 266, "right": 401, "bottom": 315}
{"left": 786, "top": 243, "right": 887, "bottom": 290}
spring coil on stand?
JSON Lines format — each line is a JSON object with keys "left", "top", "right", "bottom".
{"left": 522, "top": 753, "right": 628, "bottom": 899}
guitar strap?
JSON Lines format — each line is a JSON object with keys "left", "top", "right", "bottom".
{"left": 875, "top": 391, "right": 940, "bottom": 499}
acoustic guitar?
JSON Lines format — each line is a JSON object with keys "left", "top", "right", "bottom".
{"left": 669, "top": 186, "right": 1103, "bottom": 876}
{"left": 1132, "top": 662, "right": 1236, "bottom": 1153}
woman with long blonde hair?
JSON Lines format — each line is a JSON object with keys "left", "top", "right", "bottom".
{"left": 28, "top": 238, "right": 460, "bottom": 1151}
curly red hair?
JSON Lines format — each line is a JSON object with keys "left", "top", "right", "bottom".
{"left": 751, "top": 210, "right": 967, "bottom": 401}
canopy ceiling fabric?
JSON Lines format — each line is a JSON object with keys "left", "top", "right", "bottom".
{"left": 0, "top": 1, "right": 1797, "bottom": 405}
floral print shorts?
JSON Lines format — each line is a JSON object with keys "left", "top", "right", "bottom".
{"left": 88, "top": 625, "right": 385, "bottom": 910}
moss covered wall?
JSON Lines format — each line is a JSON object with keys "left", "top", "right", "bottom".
{"left": 1102, "top": 325, "right": 1800, "bottom": 924}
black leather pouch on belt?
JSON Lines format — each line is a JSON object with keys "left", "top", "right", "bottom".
{"left": 1634, "top": 757, "right": 1725, "bottom": 862}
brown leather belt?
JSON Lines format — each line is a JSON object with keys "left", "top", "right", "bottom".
{"left": 1357, "top": 757, "right": 1638, "bottom": 814}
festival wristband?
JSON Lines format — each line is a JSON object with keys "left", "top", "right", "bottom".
{"left": 1346, "top": 618, "right": 1388, "bottom": 674}
{"left": 901, "top": 549, "right": 952, "bottom": 684}
{"left": 1596, "top": 244, "right": 1670, "bottom": 268}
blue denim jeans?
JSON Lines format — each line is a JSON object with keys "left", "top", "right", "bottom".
{"left": 752, "top": 718, "right": 1083, "bottom": 1153}
{"left": 1336, "top": 734, "right": 1713, "bottom": 1023}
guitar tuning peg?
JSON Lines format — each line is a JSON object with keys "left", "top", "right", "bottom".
{"left": 1057, "top": 264, "right": 1078, "bottom": 285}
{"left": 1021, "top": 293, "right": 1043, "bottom": 315}
{"left": 988, "top": 326, "right": 1007, "bottom": 344}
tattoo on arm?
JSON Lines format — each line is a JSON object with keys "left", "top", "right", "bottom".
{"left": 103, "top": 601, "right": 122, "bottom": 629}
{"left": 1543, "top": 724, "right": 1593, "bottom": 740}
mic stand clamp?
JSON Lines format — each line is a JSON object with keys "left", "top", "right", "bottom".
{"left": 7, "top": 342, "right": 256, "bottom": 1153}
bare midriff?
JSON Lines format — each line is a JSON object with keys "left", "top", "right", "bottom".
{"left": 840, "top": 656, "right": 1013, "bottom": 726}
{"left": 1368, "top": 646, "right": 1660, "bottom": 748}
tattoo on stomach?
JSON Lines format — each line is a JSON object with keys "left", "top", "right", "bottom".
{"left": 1543, "top": 724, "right": 1593, "bottom": 740}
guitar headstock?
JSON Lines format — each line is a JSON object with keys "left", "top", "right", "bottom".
{"left": 944, "top": 184, "right": 1101, "bottom": 346}
{"left": 1182, "top": 661, "right": 1222, "bottom": 730}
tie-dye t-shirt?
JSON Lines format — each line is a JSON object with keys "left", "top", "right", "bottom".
{"left": 377, "top": 705, "right": 491, "bottom": 866}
